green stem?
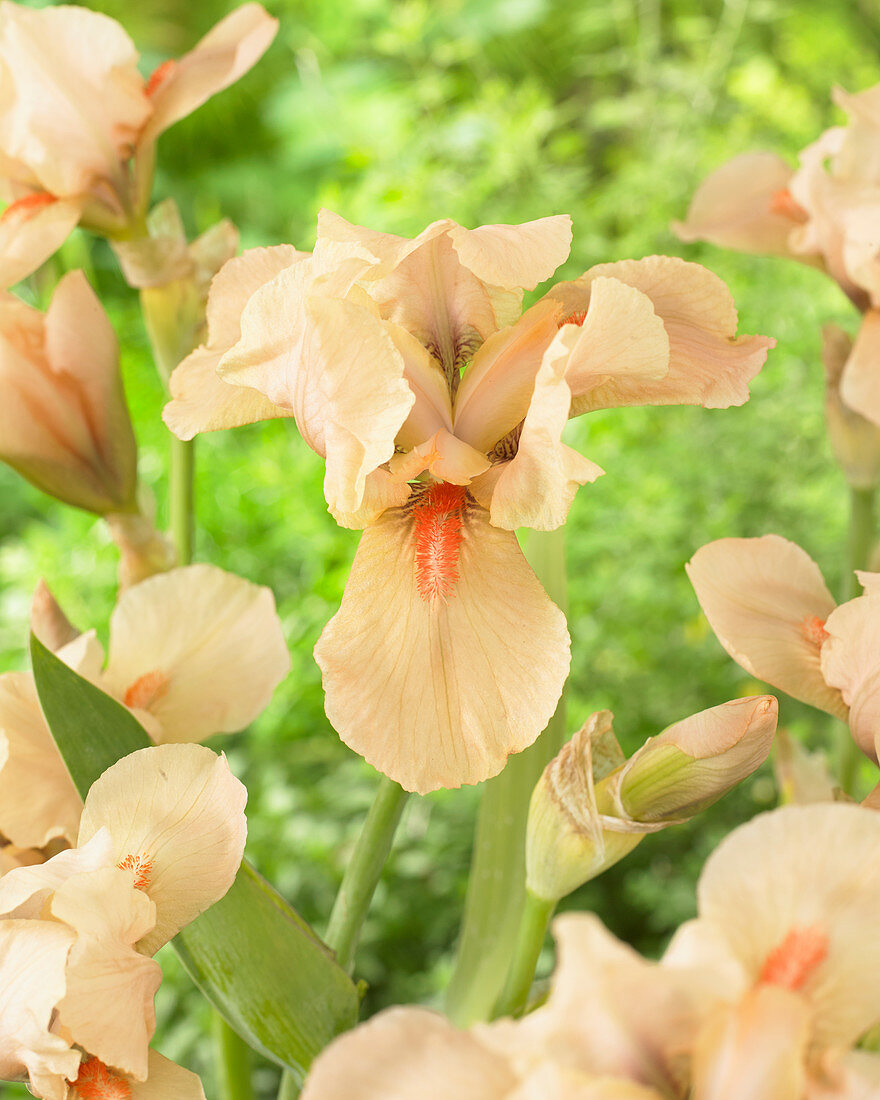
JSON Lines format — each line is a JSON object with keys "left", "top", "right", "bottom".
{"left": 214, "top": 1014, "right": 255, "bottom": 1100}
{"left": 493, "top": 892, "right": 556, "bottom": 1019}
{"left": 445, "top": 528, "right": 568, "bottom": 1026}
{"left": 325, "top": 775, "right": 411, "bottom": 973}
{"left": 170, "top": 435, "right": 196, "bottom": 566}
{"left": 837, "top": 486, "right": 876, "bottom": 792}
{"left": 277, "top": 1072, "right": 301, "bottom": 1100}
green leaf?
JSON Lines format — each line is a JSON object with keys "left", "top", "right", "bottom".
{"left": 30, "top": 634, "right": 360, "bottom": 1082}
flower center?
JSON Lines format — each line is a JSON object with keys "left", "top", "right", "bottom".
{"left": 559, "top": 309, "right": 587, "bottom": 328}
{"left": 117, "top": 852, "right": 154, "bottom": 892}
{"left": 412, "top": 483, "right": 467, "bottom": 604}
{"left": 145, "top": 59, "right": 178, "bottom": 98}
{"left": 71, "top": 1057, "right": 131, "bottom": 1100}
{"left": 0, "top": 192, "right": 57, "bottom": 226}
{"left": 123, "top": 669, "right": 169, "bottom": 711}
{"left": 759, "top": 926, "right": 828, "bottom": 991}
{"left": 801, "top": 615, "right": 830, "bottom": 647}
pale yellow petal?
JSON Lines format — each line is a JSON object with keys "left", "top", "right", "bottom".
{"left": 0, "top": 671, "right": 82, "bottom": 848}
{"left": 447, "top": 214, "right": 573, "bottom": 289}
{"left": 571, "top": 258, "right": 774, "bottom": 413}
{"left": 0, "top": 829, "right": 113, "bottom": 920}
{"left": 78, "top": 744, "right": 247, "bottom": 954}
{"left": 314, "top": 495, "right": 570, "bottom": 793}
{"left": 0, "top": 919, "right": 78, "bottom": 1100}
{"left": 840, "top": 310, "right": 880, "bottom": 429}
{"left": 686, "top": 536, "right": 846, "bottom": 719}
{"left": 691, "top": 986, "right": 809, "bottom": 1100}
{"left": 696, "top": 802, "right": 880, "bottom": 1049}
{"left": 674, "top": 152, "right": 798, "bottom": 256}
{"left": 511, "top": 1067, "right": 666, "bottom": 1100}
{"left": 0, "top": 196, "right": 82, "bottom": 287}
{"left": 52, "top": 866, "right": 160, "bottom": 1081}
{"left": 103, "top": 563, "right": 290, "bottom": 743}
{"left": 142, "top": 4, "right": 278, "bottom": 142}
{"left": 820, "top": 593, "right": 880, "bottom": 760}
{"left": 301, "top": 1007, "right": 517, "bottom": 1100}
{"left": 129, "top": 1050, "right": 207, "bottom": 1100}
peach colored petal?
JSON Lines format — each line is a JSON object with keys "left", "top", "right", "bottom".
{"left": 218, "top": 262, "right": 415, "bottom": 515}
{"left": 78, "top": 744, "right": 247, "bottom": 954}
{"left": 52, "top": 866, "right": 160, "bottom": 1081}
{"left": 103, "top": 564, "right": 290, "bottom": 744}
{"left": 480, "top": 327, "right": 605, "bottom": 531}
{"left": 314, "top": 495, "right": 570, "bottom": 792}
{"left": 391, "top": 325, "right": 454, "bottom": 450}
{"left": 301, "top": 1006, "right": 518, "bottom": 1100}
{"left": 389, "top": 428, "right": 491, "bottom": 486}
{"left": 686, "top": 536, "right": 846, "bottom": 719}
{"left": 128, "top": 1050, "right": 207, "bottom": 1100}
{"left": 0, "top": 919, "right": 78, "bottom": 1100}
{"left": 673, "top": 152, "right": 798, "bottom": 256}
{"left": 0, "top": 671, "right": 82, "bottom": 849}
{"left": 840, "top": 310, "right": 880, "bottom": 429}
{"left": 163, "top": 245, "right": 307, "bottom": 440}
{"left": 30, "top": 579, "right": 79, "bottom": 653}
{"left": 510, "top": 1066, "right": 667, "bottom": 1100}
{"left": 0, "top": 4, "right": 149, "bottom": 197}
{"left": 695, "top": 803, "right": 880, "bottom": 1050}
{"left": 691, "top": 985, "right": 810, "bottom": 1100}
{"left": 570, "top": 258, "right": 773, "bottom": 413}
{"left": 446, "top": 215, "right": 573, "bottom": 289}
{"left": 141, "top": 4, "right": 278, "bottom": 142}
{"left": 329, "top": 467, "right": 412, "bottom": 530}
{"left": 0, "top": 830, "right": 113, "bottom": 920}
{"left": 0, "top": 195, "right": 82, "bottom": 288}
{"left": 820, "top": 592, "right": 880, "bottom": 760}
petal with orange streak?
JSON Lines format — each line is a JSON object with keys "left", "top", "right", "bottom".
{"left": 300, "top": 1007, "right": 517, "bottom": 1100}
{"left": 673, "top": 152, "right": 798, "bottom": 256}
{"left": 569, "top": 258, "right": 774, "bottom": 413}
{"left": 686, "top": 536, "right": 846, "bottom": 719}
{"left": 820, "top": 592, "right": 880, "bottom": 760}
{"left": 78, "top": 744, "right": 247, "bottom": 955}
{"left": 314, "top": 499, "right": 570, "bottom": 793}
{"left": 0, "top": 195, "right": 82, "bottom": 288}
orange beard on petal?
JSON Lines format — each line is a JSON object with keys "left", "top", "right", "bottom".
{"left": 801, "top": 615, "right": 830, "bottom": 647}
{"left": 412, "top": 482, "right": 468, "bottom": 604}
{"left": 0, "top": 192, "right": 57, "bottom": 226}
{"left": 117, "top": 852, "right": 154, "bottom": 892}
{"left": 123, "top": 669, "right": 169, "bottom": 710}
{"left": 759, "top": 926, "right": 829, "bottom": 991}
{"left": 71, "top": 1057, "right": 132, "bottom": 1100}
{"left": 145, "top": 58, "right": 178, "bottom": 97}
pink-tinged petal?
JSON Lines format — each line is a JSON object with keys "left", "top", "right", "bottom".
{"left": 164, "top": 245, "right": 308, "bottom": 441}
{"left": 78, "top": 744, "right": 247, "bottom": 954}
{"left": 392, "top": 325, "right": 454, "bottom": 449}
{"left": 686, "top": 536, "right": 846, "bottom": 719}
{"left": 51, "top": 866, "right": 160, "bottom": 1080}
{"left": 452, "top": 299, "right": 563, "bottom": 452}
{"left": 510, "top": 1066, "right": 666, "bottom": 1100}
{"left": 128, "top": 1050, "right": 207, "bottom": 1100}
{"left": 571, "top": 258, "right": 774, "bottom": 413}
{"left": 482, "top": 328, "right": 605, "bottom": 531}
{"left": 673, "top": 152, "right": 799, "bottom": 256}
{"left": 30, "top": 578, "right": 79, "bottom": 652}
{"left": 856, "top": 570, "right": 880, "bottom": 594}
{"left": 330, "top": 467, "right": 412, "bottom": 530}
{"left": 0, "top": 671, "right": 82, "bottom": 849}
{"left": 840, "top": 310, "right": 880, "bottom": 429}
{"left": 218, "top": 263, "right": 415, "bottom": 516}
{"left": 691, "top": 985, "right": 810, "bottom": 1100}
{"left": 389, "top": 429, "right": 491, "bottom": 486}
{"left": 0, "top": 195, "right": 82, "bottom": 287}
{"left": 0, "top": 829, "right": 113, "bottom": 920}
{"left": 0, "top": 919, "right": 79, "bottom": 1100}
{"left": 301, "top": 1007, "right": 518, "bottom": 1100}
{"left": 141, "top": 4, "right": 278, "bottom": 142}
{"left": 695, "top": 803, "right": 880, "bottom": 1049}
{"left": 103, "top": 563, "right": 290, "bottom": 744}
{"left": 820, "top": 593, "right": 880, "bottom": 760}
{"left": 774, "top": 729, "right": 838, "bottom": 806}
{"left": 314, "top": 494, "right": 570, "bottom": 793}
{"left": 0, "top": 4, "right": 150, "bottom": 197}
{"left": 447, "top": 215, "right": 573, "bottom": 289}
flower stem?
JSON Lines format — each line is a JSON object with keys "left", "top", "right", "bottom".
{"left": 325, "top": 775, "right": 411, "bottom": 973}
{"left": 214, "top": 1015, "right": 255, "bottom": 1100}
{"left": 836, "top": 485, "right": 876, "bottom": 792}
{"left": 170, "top": 435, "right": 196, "bottom": 566}
{"left": 445, "top": 528, "right": 568, "bottom": 1026}
{"left": 492, "top": 892, "right": 556, "bottom": 1019}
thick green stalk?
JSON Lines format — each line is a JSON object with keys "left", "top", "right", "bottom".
{"left": 492, "top": 892, "right": 557, "bottom": 1019}
{"left": 170, "top": 435, "right": 196, "bottom": 565}
{"left": 837, "top": 486, "right": 876, "bottom": 792}
{"left": 445, "top": 528, "right": 568, "bottom": 1026}
{"left": 214, "top": 1015, "right": 256, "bottom": 1100}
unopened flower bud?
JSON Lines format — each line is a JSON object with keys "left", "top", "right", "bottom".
{"left": 823, "top": 323, "right": 880, "bottom": 489}
{"left": 0, "top": 271, "right": 138, "bottom": 514}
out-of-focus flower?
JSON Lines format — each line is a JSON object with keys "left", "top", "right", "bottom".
{"left": 665, "top": 802, "right": 880, "bottom": 1099}
{"left": 0, "top": 2, "right": 277, "bottom": 285}
{"left": 526, "top": 697, "right": 777, "bottom": 902}
{"left": 686, "top": 534, "right": 880, "bottom": 761}
{"left": 0, "top": 270, "right": 137, "bottom": 514}
{"left": 165, "top": 212, "right": 773, "bottom": 793}
{"left": 0, "top": 743, "right": 244, "bottom": 1095}
{"left": 773, "top": 729, "right": 839, "bottom": 806}
{"left": 821, "top": 324, "right": 880, "bottom": 487}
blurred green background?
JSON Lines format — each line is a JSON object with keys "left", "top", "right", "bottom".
{"left": 2, "top": 0, "right": 879, "bottom": 1095}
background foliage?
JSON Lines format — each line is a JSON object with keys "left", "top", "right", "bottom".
{"left": 2, "top": 0, "right": 879, "bottom": 1095}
